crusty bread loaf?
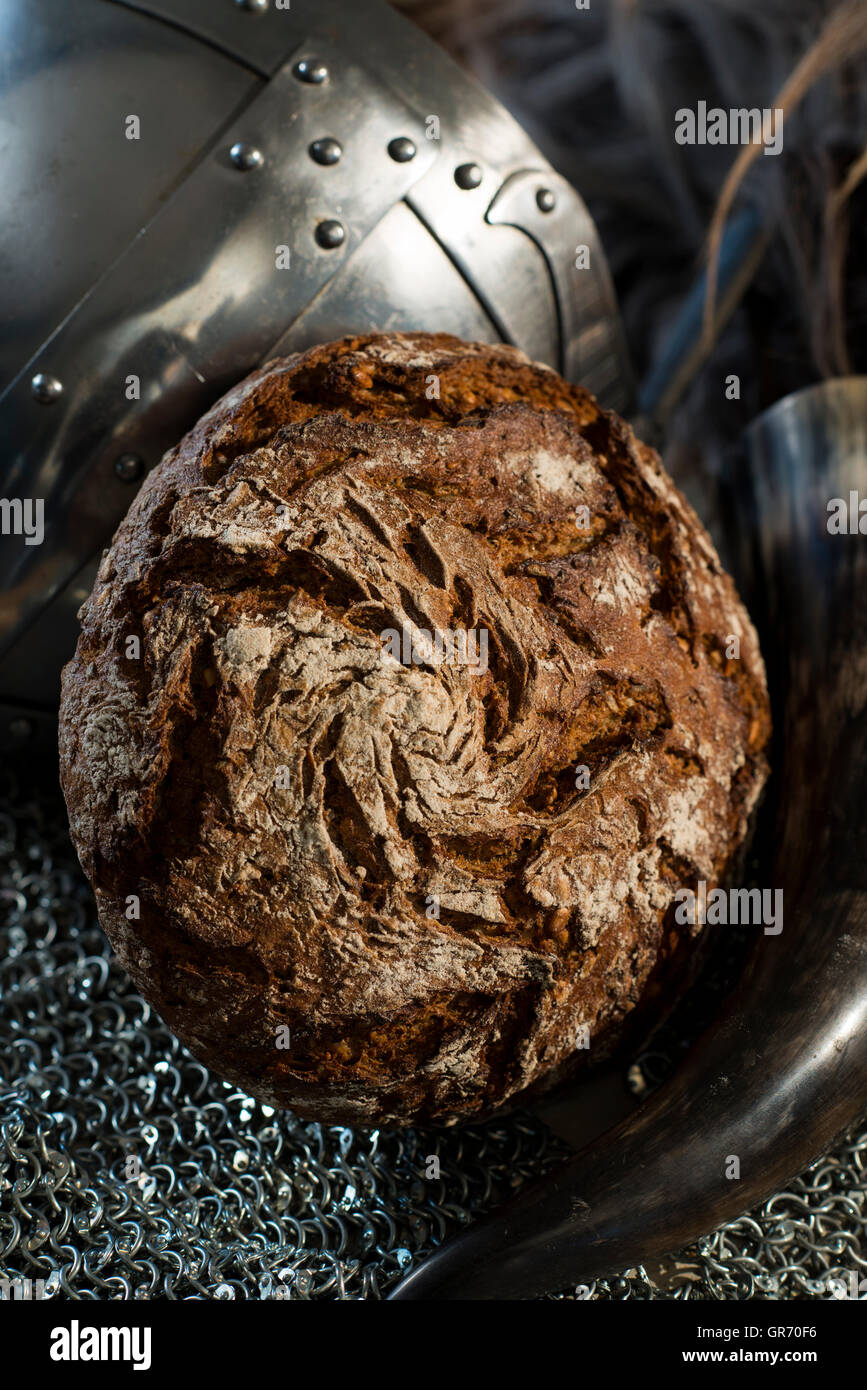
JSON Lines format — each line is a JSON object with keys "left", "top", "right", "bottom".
{"left": 58, "top": 332, "right": 770, "bottom": 1126}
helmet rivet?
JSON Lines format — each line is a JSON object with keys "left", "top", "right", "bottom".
{"left": 315, "top": 220, "right": 346, "bottom": 249}
{"left": 114, "top": 453, "right": 144, "bottom": 482}
{"left": 454, "top": 163, "right": 483, "bottom": 190}
{"left": 31, "top": 372, "right": 63, "bottom": 404}
{"left": 293, "top": 59, "right": 329, "bottom": 85}
{"left": 309, "top": 138, "right": 342, "bottom": 166}
{"left": 230, "top": 142, "right": 264, "bottom": 171}
{"left": 388, "top": 137, "right": 417, "bottom": 163}
{"left": 235, "top": 0, "right": 270, "bottom": 12}
{"left": 536, "top": 188, "right": 556, "bottom": 213}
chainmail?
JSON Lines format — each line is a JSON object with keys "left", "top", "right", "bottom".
{"left": 1, "top": 768, "right": 864, "bottom": 1301}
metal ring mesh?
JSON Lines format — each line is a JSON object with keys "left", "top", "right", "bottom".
{"left": 1, "top": 773, "right": 864, "bottom": 1300}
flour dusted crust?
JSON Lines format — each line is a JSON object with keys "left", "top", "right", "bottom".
{"left": 59, "top": 332, "right": 770, "bottom": 1125}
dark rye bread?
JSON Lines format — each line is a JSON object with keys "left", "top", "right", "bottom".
{"left": 58, "top": 332, "right": 771, "bottom": 1126}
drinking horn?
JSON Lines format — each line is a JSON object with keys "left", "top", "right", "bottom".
{"left": 389, "top": 377, "right": 867, "bottom": 1300}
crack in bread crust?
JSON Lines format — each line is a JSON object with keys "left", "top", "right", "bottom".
{"left": 59, "top": 332, "right": 771, "bottom": 1126}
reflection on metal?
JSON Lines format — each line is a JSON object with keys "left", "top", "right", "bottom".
{"left": 112, "top": 0, "right": 301, "bottom": 75}
{"left": 29, "top": 374, "right": 63, "bottom": 405}
{"left": 0, "top": 21, "right": 438, "bottom": 707}
{"left": 487, "top": 169, "right": 631, "bottom": 413}
{"left": 0, "top": 0, "right": 258, "bottom": 395}
{"left": 0, "top": 0, "right": 631, "bottom": 727}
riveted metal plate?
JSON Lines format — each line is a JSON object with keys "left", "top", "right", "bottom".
{"left": 269, "top": 201, "right": 501, "bottom": 357}
{"left": 487, "top": 170, "right": 633, "bottom": 416}
{"left": 406, "top": 158, "right": 560, "bottom": 374}
{"left": 0, "top": 34, "right": 438, "bottom": 665}
{"left": 0, "top": 0, "right": 633, "bottom": 720}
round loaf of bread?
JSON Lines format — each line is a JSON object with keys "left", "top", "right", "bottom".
{"left": 59, "top": 332, "right": 770, "bottom": 1126}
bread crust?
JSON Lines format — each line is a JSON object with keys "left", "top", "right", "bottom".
{"left": 59, "top": 332, "right": 771, "bottom": 1125}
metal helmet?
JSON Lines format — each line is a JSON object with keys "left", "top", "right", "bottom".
{"left": 0, "top": 0, "right": 630, "bottom": 754}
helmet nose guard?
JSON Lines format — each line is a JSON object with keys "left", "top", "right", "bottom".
{"left": 0, "top": 0, "right": 631, "bottom": 751}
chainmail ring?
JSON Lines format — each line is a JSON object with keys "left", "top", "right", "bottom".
{"left": 1, "top": 776, "right": 864, "bottom": 1300}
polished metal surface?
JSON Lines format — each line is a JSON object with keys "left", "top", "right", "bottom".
{"left": 310, "top": 138, "right": 343, "bottom": 167}
{"left": 387, "top": 137, "right": 417, "bottom": 164}
{"left": 455, "top": 163, "right": 483, "bottom": 190}
{"left": 0, "top": 20, "right": 440, "bottom": 708}
{"left": 229, "top": 141, "right": 265, "bottom": 171}
{"left": 389, "top": 378, "right": 867, "bottom": 1298}
{"left": 0, "top": 0, "right": 631, "bottom": 734}
{"left": 294, "top": 58, "right": 330, "bottom": 85}
{"left": 267, "top": 201, "right": 501, "bottom": 363}
{"left": 114, "top": 454, "right": 145, "bottom": 483}
{"left": 315, "top": 219, "right": 347, "bottom": 249}
{"left": 0, "top": 0, "right": 257, "bottom": 396}
{"left": 112, "top": 0, "right": 301, "bottom": 75}
{"left": 29, "top": 375, "right": 63, "bottom": 406}
{"left": 487, "top": 169, "right": 630, "bottom": 408}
